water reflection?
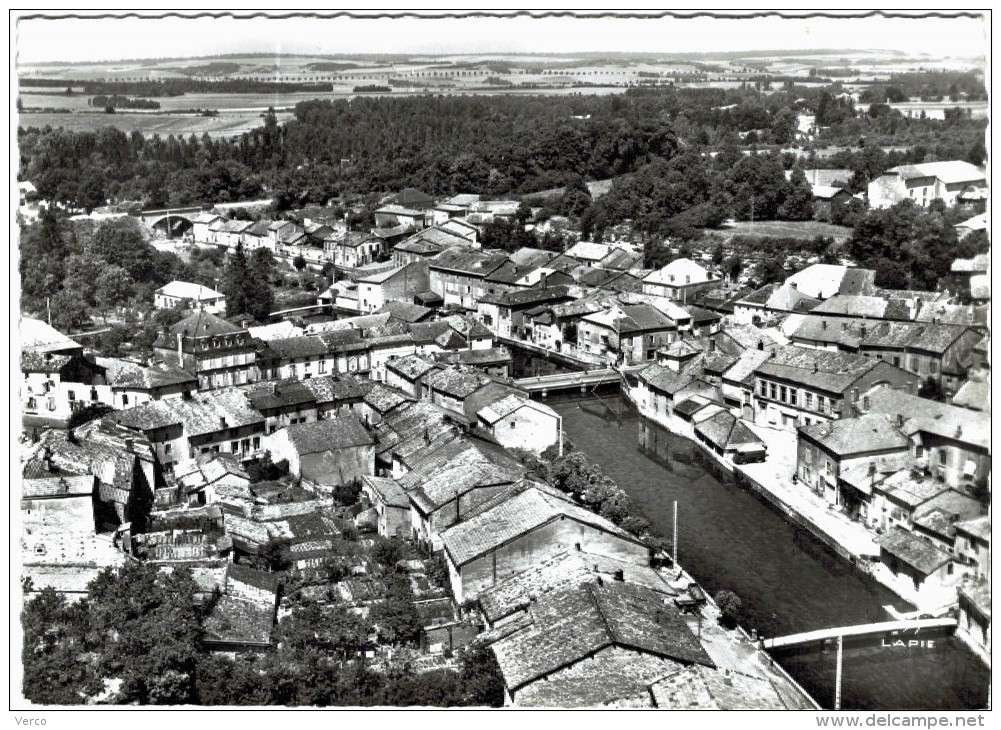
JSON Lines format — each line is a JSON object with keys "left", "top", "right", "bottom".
{"left": 551, "top": 395, "right": 989, "bottom": 710}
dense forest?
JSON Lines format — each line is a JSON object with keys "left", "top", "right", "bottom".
{"left": 17, "top": 84, "right": 987, "bottom": 213}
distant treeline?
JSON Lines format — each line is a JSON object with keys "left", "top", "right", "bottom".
{"left": 19, "top": 78, "right": 335, "bottom": 96}
{"left": 89, "top": 95, "right": 161, "bottom": 110}
{"left": 353, "top": 85, "right": 392, "bottom": 93}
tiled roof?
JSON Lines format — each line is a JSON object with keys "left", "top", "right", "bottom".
{"left": 492, "top": 581, "right": 714, "bottom": 692}
{"left": 877, "top": 527, "right": 952, "bottom": 576}
{"left": 478, "top": 549, "right": 676, "bottom": 625}
{"left": 441, "top": 486, "right": 637, "bottom": 566}
{"left": 203, "top": 595, "right": 274, "bottom": 646}
{"left": 950, "top": 252, "right": 990, "bottom": 273}
{"left": 428, "top": 247, "right": 508, "bottom": 277}
{"left": 863, "top": 388, "right": 990, "bottom": 450}
{"left": 872, "top": 471, "right": 950, "bottom": 509}
{"left": 954, "top": 515, "right": 990, "bottom": 542}
{"left": 21, "top": 351, "right": 73, "bottom": 373}
{"left": 639, "top": 365, "right": 696, "bottom": 395}
{"left": 246, "top": 380, "right": 315, "bottom": 411}
{"left": 799, "top": 414, "right": 909, "bottom": 456}
{"left": 167, "top": 309, "right": 245, "bottom": 339}
{"left": 386, "top": 354, "right": 440, "bottom": 381}
{"left": 721, "top": 325, "right": 780, "bottom": 352}
{"left": 434, "top": 346, "right": 512, "bottom": 367}
{"left": 754, "top": 345, "right": 884, "bottom": 394}
{"left": 226, "top": 562, "right": 280, "bottom": 595}
{"left": 378, "top": 301, "right": 433, "bottom": 323}
{"left": 299, "top": 373, "right": 373, "bottom": 404}
{"left": 363, "top": 383, "right": 412, "bottom": 414}
{"left": 102, "top": 360, "right": 196, "bottom": 390}
{"left": 424, "top": 367, "right": 489, "bottom": 399}
{"left": 361, "top": 475, "right": 409, "bottom": 508}
{"left": 810, "top": 295, "right": 890, "bottom": 318}
{"left": 650, "top": 665, "right": 789, "bottom": 710}
{"left": 479, "top": 284, "right": 573, "bottom": 307}
{"left": 515, "top": 648, "right": 681, "bottom": 708}
{"left": 265, "top": 335, "right": 330, "bottom": 359}
{"left": 916, "top": 302, "right": 988, "bottom": 328}
{"left": 958, "top": 579, "right": 991, "bottom": 618}
{"left": 282, "top": 414, "right": 373, "bottom": 454}
{"left": 111, "top": 389, "right": 264, "bottom": 437}
{"left": 476, "top": 393, "right": 535, "bottom": 424}
{"left": 22, "top": 475, "right": 95, "bottom": 499}
{"left": 721, "top": 348, "right": 773, "bottom": 387}
{"left": 247, "top": 321, "right": 303, "bottom": 342}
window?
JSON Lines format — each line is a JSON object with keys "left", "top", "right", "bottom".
{"left": 893, "top": 356, "right": 901, "bottom": 367}
{"left": 759, "top": 381, "right": 767, "bottom": 396}
{"left": 47, "top": 397, "right": 56, "bottom": 411}
{"left": 68, "top": 391, "right": 76, "bottom": 402}
{"left": 817, "top": 395, "right": 826, "bottom": 413}
{"left": 779, "top": 386, "right": 787, "bottom": 402}
{"left": 319, "top": 360, "right": 326, "bottom": 373}
{"left": 769, "top": 383, "right": 777, "bottom": 400}
{"left": 914, "top": 444, "right": 924, "bottom": 458}
{"left": 253, "top": 437, "right": 260, "bottom": 450}
{"left": 121, "top": 394, "right": 128, "bottom": 406}
{"left": 164, "top": 444, "right": 172, "bottom": 454}
{"left": 938, "top": 450, "right": 947, "bottom": 466}
{"left": 26, "top": 397, "right": 36, "bottom": 410}
{"left": 789, "top": 390, "right": 797, "bottom": 406}
{"left": 805, "top": 392, "right": 813, "bottom": 409}
{"left": 929, "top": 360, "right": 938, "bottom": 374}
{"left": 90, "top": 387, "right": 99, "bottom": 401}
{"left": 510, "top": 421, "right": 517, "bottom": 429}
{"left": 231, "top": 441, "right": 239, "bottom": 453}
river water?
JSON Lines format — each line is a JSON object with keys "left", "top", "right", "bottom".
{"left": 550, "top": 393, "right": 989, "bottom": 711}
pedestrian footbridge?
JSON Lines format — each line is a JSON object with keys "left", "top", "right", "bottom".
{"left": 514, "top": 367, "right": 637, "bottom": 394}
{"left": 763, "top": 617, "right": 957, "bottom": 650}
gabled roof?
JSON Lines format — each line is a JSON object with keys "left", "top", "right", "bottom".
{"left": 428, "top": 247, "right": 508, "bottom": 277}
{"left": 754, "top": 345, "right": 888, "bottom": 394}
{"left": 886, "top": 161, "right": 985, "bottom": 185}
{"left": 643, "top": 258, "right": 715, "bottom": 287}
{"left": 265, "top": 335, "right": 330, "bottom": 360}
{"left": 166, "top": 309, "right": 246, "bottom": 340}
{"left": 799, "top": 413, "right": 909, "bottom": 457}
{"left": 441, "top": 486, "right": 639, "bottom": 567}
{"left": 491, "top": 580, "right": 714, "bottom": 692}
{"left": 20, "top": 317, "right": 81, "bottom": 354}
{"left": 281, "top": 414, "right": 373, "bottom": 454}
{"left": 862, "top": 388, "right": 990, "bottom": 450}
{"left": 477, "top": 548, "right": 676, "bottom": 625}
{"left": 361, "top": 475, "right": 409, "bottom": 508}
{"left": 878, "top": 527, "right": 952, "bottom": 576}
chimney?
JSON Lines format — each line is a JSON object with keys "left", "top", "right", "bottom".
{"left": 863, "top": 395, "right": 870, "bottom": 410}
{"left": 813, "top": 361, "right": 819, "bottom": 373}
{"left": 822, "top": 320, "right": 828, "bottom": 331}
{"left": 956, "top": 425, "right": 963, "bottom": 438}
{"left": 613, "top": 569, "right": 624, "bottom": 582}
{"left": 220, "top": 416, "right": 228, "bottom": 429}
{"left": 860, "top": 323, "right": 867, "bottom": 339}
{"left": 790, "top": 281, "right": 798, "bottom": 290}
{"left": 125, "top": 437, "right": 134, "bottom": 452}
{"left": 596, "top": 575, "right": 604, "bottom": 586}
{"left": 896, "top": 413, "right": 904, "bottom": 428}
{"left": 708, "top": 338, "right": 716, "bottom": 353}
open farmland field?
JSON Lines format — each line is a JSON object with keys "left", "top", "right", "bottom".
{"left": 714, "top": 220, "right": 854, "bottom": 242}
{"left": 17, "top": 109, "right": 293, "bottom": 137}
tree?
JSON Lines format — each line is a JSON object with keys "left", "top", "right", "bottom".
{"left": 369, "top": 573, "right": 421, "bottom": 646}
{"left": 724, "top": 255, "right": 743, "bottom": 282}
{"left": 221, "top": 243, "right": 253, "bottom": 317}
{"left": 714, "top": 589, "right": 742, "bottom": 630}
{"left": 777, "top": 167, "right": 815, "bottom": 221}
{"left": 557, "top": 173, "right": 592, "bottom": 218}
{"left": 95, "top": 265, "right": 135, "bottom": 320}
{"left": 21, "top": 588, "right": 100, "bottom": 704}
{"left": 918, "top": 377, "right": 944, "bottom": 401}
{"left": 85, "top": 562, "right": 202, "bottom": 704}
{"left": 371, "top": 537, "right": 406, "bottom": 569}
{"left": 457, "top": 645, "right": 506, "bottom": 707}
{"left": 711, "top": 243, "right": 724, "bottom": 266}
{"left": 770, "top": 107, "right": 798, "bottom": 145}
{"left": 753, "top": 257, "right": 786, "bottom": 286}
{"left": 292, "top": 254, "right": 307, "bottom": 271}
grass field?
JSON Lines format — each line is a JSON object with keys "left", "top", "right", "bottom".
{"left": 17, "top": 109, "right": 292, "bottom": 137}
{"left": 714, "top": 220, "right": 853, "bottom": 242}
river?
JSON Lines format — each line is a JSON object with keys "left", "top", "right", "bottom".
{"left": 550, "top": 393, "right": 989, "bottom": 711}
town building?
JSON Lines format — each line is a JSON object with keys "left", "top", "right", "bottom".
{"left": 154, "top": 310, "right": 257, "bottom": 390}
{"left": 268, "top": 414, "right": 374, "bottom": 487}
{"left": 752, "top": 345, "right": 921, "bottom": 432}
{"left": 154, "top": 281, "right": 226, "bottom": 314}
{"left": 475, "top": 393, "right": 561, "bottom": 456}
{"left": 642, "top": 258, "right": 720, "bottom": 302}
{"left": 427, "top": 248, "right": 509, "bottom": 311}
{"left": 356, "top": 260, "right": 430, "bottom": 314}
{"left": 867, "top": 161, "right": 987, "bottom": 209}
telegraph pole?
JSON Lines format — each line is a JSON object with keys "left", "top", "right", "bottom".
{"left": 834, "top": 634, "right": 844, "bottom": 710}
{"left": 673, "top": 500, "right": 679, "bottom": 565}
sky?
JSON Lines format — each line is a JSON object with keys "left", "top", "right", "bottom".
{"left": 14, "top": 11, "right": 989, "bottom": 64}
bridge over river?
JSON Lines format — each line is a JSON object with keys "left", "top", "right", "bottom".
{"left": 514, "top": 365, "right": 645, "bottom": 394}
{"left": 764, "top": 618, "right": 957, "bottom": 651}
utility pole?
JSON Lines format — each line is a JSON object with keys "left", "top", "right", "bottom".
{"left": 673, "top": 500, "right": 679, "bottom": 565}
{"left": 834, "top": 633, "right": 844, "bottom": 710}
{"left": 46, "top": 297, "right": 52, "bottom": 326}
